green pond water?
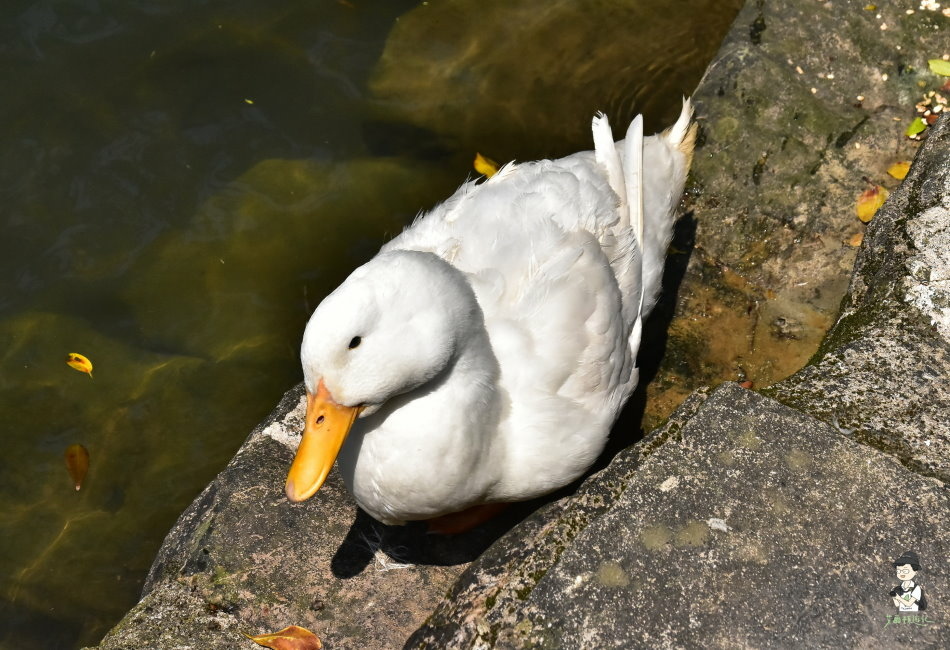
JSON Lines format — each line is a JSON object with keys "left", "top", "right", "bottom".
{"left": 0, "top": 1, "right": 741, "bottom": 647}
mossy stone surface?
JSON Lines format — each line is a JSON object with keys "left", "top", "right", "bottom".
{"left": 643, "top": 0, "right": 948, "bottom": 427}
{"left": 764, "top": 113, "right": 950, "bottom": 481}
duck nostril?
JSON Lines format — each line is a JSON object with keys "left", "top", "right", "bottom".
{"left": 316, "top": 415, "right": 325, "bottom": 425}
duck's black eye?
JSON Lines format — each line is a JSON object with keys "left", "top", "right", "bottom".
{"left": 348, "top": 336, "right": 362, "bottom": 349}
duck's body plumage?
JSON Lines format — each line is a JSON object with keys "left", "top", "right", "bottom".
{"left": 290, "top": 102, "right": 696, "bottom": 525}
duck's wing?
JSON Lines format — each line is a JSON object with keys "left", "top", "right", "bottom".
{"left": 498, "top": 101, "right": 694, "bottom": 433}
{"left": 485, "top": 227, "right": 635, "bottom": 499}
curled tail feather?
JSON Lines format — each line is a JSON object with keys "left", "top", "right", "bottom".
{"left": 662, "top": 97, "right": 698, "bottom": 171}
{"left": 590, "top": 98, "right": 695, "bottom": 365}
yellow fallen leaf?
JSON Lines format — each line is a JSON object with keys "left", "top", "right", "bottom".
{"left": 244, "top": 625, "right": 322, "bottom": 650}
{"left": 886, "top": 161, "right": 910, "bottom": 180}
{"left": 64, "top": 444, "right": 90, "bottom": 491}
{"left": 855, "top": 185, "right": 888, "bottom": 223}
{"left": 66, "top": 353, "right": 93, "bottom": 378}
{"left": 928, "top": 58, "right": 950, "bottom": 77}
{"left": 474, "top": 152, "right": 499, "bottom": 178}
{"left": 847, "top": 232, "right": 864, "bottom": 248}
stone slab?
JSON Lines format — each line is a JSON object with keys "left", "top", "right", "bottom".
{"left": 409, "top": 383, "right": 949, "bottom": 648}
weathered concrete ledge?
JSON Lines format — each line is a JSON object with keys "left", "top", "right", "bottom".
{"left": 93, "top": 0, "right": 949, "bottom": 647}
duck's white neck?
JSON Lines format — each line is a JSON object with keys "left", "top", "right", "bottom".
{"left": 394, "top": 255, "right": 502, "bottom": 446}
{"left": 428, "top": 318, "right": 502, "bottom": 441}
{"left": 337, "top": 268, "right": 506, "bottom": 523}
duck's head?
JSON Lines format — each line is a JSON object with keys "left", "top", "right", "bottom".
{"left": 285, "top": 250, "right": 480, "bottom": 502}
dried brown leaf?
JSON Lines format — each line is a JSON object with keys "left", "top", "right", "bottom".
{"left": 64, "top": 444, "right": 89, "bottom": 491}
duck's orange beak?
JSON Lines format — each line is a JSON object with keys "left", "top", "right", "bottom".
{"left": 285, "top": 379, "right": 362, "bottom": 502}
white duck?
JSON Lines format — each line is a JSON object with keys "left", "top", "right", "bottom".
{"left": 286, "top": 101, "right": 696, "bottom": 531}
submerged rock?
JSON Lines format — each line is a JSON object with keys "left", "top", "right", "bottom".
{"left": 124, "top": 158, "right": 458, "bottom": 364}
{"left": 369, "top": 0, "right": 743, "bottom": 159}
{"left": 0, "top": 311, "right": 264, "bottom": 645}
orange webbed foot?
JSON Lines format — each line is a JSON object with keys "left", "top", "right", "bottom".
{"left": 425, "top": 503, "right": 510, "bottom": 535}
